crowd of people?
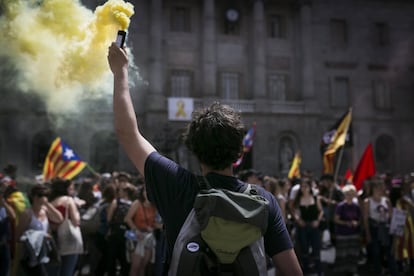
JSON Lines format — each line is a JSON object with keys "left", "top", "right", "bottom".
{"left": 0, "top": 167, "right": 164, "bottom": 276}
{"left": 242, "top": 169, "right": 414, "bottom": 276}
{"left": 1, "top": 163, "right": 414, "bottom": 276}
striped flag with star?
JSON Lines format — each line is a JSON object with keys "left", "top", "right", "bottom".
{"left": 42, "top": 137, "right": 86, "bottom": 181}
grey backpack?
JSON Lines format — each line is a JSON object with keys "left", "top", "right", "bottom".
{"left": 168, "top": 177, "right": 269, "bottom": 276}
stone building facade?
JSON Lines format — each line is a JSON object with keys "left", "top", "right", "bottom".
{"left": 1, "top": 0, "right": 413, "bottom": 179}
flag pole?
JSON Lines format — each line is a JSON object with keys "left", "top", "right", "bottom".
{"left": 86, "top": 163, "right": 98, "bottom": 175}
{"left": 334, "top": 146, "right": 345, "bottom": 184}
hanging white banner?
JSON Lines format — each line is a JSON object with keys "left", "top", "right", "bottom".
{"left": 168, "top": 97, "right": 194, "bottom": 121}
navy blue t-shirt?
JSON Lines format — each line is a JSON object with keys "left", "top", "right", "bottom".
{"left": 144, "top": 152, "right": 293, "bottom": 262}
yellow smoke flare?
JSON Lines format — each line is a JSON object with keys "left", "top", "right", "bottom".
{"left": 0, "top": 0, "right": 134, "bottom": 112}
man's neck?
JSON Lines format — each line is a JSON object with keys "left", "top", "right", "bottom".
{"left": 200, "top": 164, "right": 233, "bottom": 177}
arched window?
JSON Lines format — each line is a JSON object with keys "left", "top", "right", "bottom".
{"left": 375, "top": 134, "right": 395, "bottom": 173}
{"left": 31, "top": 131, "right": 55, "bottom": 172}
{"left": 90, "top": 131, "right": 118, "bottom": 173}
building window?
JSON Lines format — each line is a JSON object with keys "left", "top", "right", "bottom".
{"left": 170, "top": 70, "right": 192, "bottom": 97}
{"left": 373, "top": 80, "right": 392, "bottom": 110}
{"left": 220, "top": 72, "right": 239, "bottom": 99}
{"left": 375, "top": 22, "right": 389, "bottom": 46}
{"left": 170, "top": 6, "right": 191, "bottom": 32}
{"left": 268, "top": 73, "right": 288, "bottom": 101}
{"left": 330, "top": 19, "right": 348, "bottom": 48}
{"left": 268, "top": 14, "right": 287, "bottom": 38}
{"left": 331, "top": 77, "right": 350, "bottom": 107}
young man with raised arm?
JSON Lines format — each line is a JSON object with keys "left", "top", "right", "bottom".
{"left": 107, "top": 43, "right": 303, "bottom": 276}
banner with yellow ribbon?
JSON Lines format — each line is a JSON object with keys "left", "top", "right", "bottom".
{"left": 168, "top": 97, "right": 194, "bottom": 121}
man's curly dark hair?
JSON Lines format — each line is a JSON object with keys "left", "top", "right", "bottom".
{"left": 183, "top": 102, "right": 245, "bottom": 170}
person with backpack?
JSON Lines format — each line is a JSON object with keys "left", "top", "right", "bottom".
{"left": 94, "top": 184, "right": 117, "bottom": 276}
{"left": 106, "top": 182, "right": 135, "bottom": 276}
{"left": 108, "top": 43, "right": 303, "bottom": 275}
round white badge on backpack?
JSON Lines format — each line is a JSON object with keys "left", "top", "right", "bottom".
{"left": 187, "top": 242, "right": 199, "bottom": 252}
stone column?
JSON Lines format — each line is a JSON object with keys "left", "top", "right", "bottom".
{"left": 300, "top": 1, "right": 315, "bottom": 101}
{"left": 252, "top": 0, "right": 266, "bottom": 99}
{"left": 148, "top": 0, "right": 164, "bottom": 109}
{"left": 202, "top": 0, "right": 216, "bottom": 97}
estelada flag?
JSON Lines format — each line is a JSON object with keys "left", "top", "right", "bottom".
{"left": 242, "top": 122, "right": 256, "bottom": 152}
{"left": 324, "top": 109, "right": 352, "bottom": 156}
{"left": 233, "top": 122, "right": 256, "bottom": 167}
{"left": 320, "top": 109, "right": 353, "bottom": 155}
{"left": 353, "top": 143, "right": 376, "bottom": 191}
{"left": 288, "top": 152, "right": 301, "bottom": 179}
{"left": 42, "top": 137, "right": 87, "bottom": 181}
{"left": 322, "top": 109, "right": 352, "bottom": 173}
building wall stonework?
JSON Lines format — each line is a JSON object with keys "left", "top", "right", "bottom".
{"left": 0, "top": 0, "right": 413, "bottom": 178}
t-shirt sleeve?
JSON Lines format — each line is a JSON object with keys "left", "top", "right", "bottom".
{"left": 144, "top": 152, "right": 200, "bottom": 260}
{"left": 261, "top": 189, "right": 294, "bottom": 257}
{"left": 144, "top": 152, "right": 197, "bottom": 226}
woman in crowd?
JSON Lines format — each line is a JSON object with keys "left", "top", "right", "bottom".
{"left": 76, "top": 178, "right": 99, "bottom": 275}
{"left": 334, "top": 184, "right": 361, "bottom": 275}
{"left": 278, "top": 178, "right": 292, "bottom": 224}
{"left": 264, "top": 176, "right": 291, "bottom": 224}
{"left": 106, "top": 182, "right": 135, "bottom": 276}
{"left": 77, "top": 178, "right": 98, "bottom": 213}
{"left": 49, "top": 178, "right": 82, "bottom": 276}
{"left": 17, "top": 184, "right": 63, "bottom": 275}
{"left": 124, "top": 185, "right": 160, "bottom": 276}
{"left": 363, "top": 176, "right": 397, "bottom": 275}
{"left": 292, "top": 178, "right": 324, "bottom": 275}
{"left": 393, "top": 179, "right": 414, "bottom": 273}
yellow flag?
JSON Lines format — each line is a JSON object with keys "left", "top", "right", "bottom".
{"left": 288, "top": 152, "right": 301, "bottom": 178}
{"left": 324, "top": 109, "right": 352, "bottom": 156}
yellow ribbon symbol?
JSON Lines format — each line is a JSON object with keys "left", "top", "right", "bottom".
{"left": 175, "top": 100, "right": 187, "bottom": 118}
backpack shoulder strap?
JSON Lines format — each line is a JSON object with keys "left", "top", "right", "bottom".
{"left": 243, "top": 183, "right": 261, "bottom": 196}
{"left": 196, "top": 175, "right": 211, "bottom": 190}
{"left": 168, "top": 208, "right": 200, "bottom": 276}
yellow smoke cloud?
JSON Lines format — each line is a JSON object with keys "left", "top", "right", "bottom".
{"left": 0, "top": 0, "right": 134, "bottom": 112}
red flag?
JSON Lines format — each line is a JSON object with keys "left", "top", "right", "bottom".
{"left": 353, "top": 143, "right": 376, "bottom": 191}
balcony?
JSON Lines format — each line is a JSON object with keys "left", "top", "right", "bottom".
{"left": 193, "top": 98, "right": 305, "bottom": 115}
